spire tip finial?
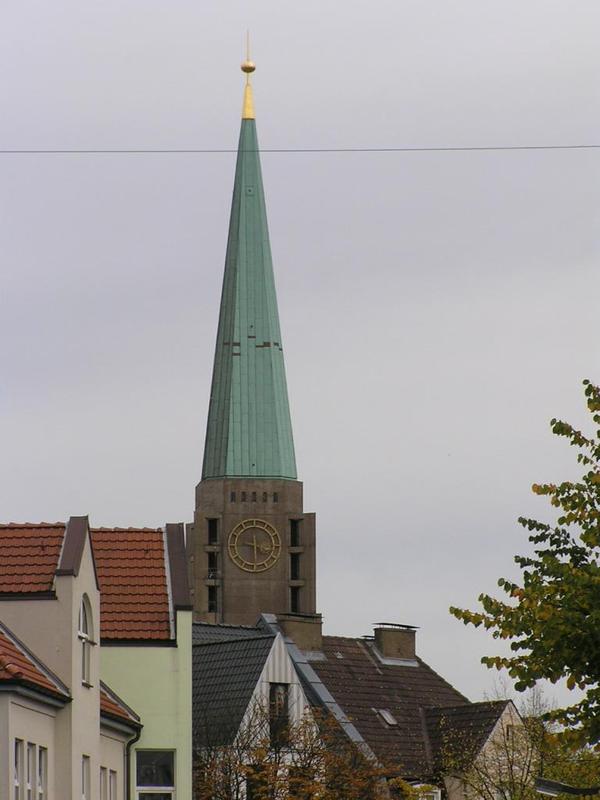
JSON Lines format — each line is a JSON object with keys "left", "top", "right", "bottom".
{"left": 241, "top": 34, "right": 256, "bottom": 119}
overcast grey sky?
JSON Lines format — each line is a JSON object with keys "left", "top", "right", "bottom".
{"left": 1, "top": 1, "right": 599, "bottom": 704}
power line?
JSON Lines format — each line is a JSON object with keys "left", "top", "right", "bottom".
{"left": 0, "top": 144, "right": 599, "bottom": 155}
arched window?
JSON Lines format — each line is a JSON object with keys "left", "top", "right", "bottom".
{"left": 78, "top": 595, "right": 93, "bottom": 685}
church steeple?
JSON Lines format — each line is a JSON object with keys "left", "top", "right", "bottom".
{"left": 202, "top": 60, "right": 297, "bottom": 481}
{"left": 190, "top": 61, "right": 316, "bottom": 627}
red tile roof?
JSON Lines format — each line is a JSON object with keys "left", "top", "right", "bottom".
{"left": 0, "top": 523, "right": 65, "bottom": 593}
{"left": 0, "top": 622, "right": 69, "bottom": 700}
{"left": 91, "top": 527, "right": 172, "bottom": 641}
{"left": 100, "top": 681, "right": 141, "bottom": 728}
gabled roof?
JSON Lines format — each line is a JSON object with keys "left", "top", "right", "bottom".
{"left": 0, "top": 517, "right": 99, "bottom": 596}
{"left": 91, "top": 526, "right": 171, "bottom": 641}
{"left": 193, "top": 630, "right": 275, "bottom": 746}
{"left": 100, "top": 680, "right": 142, "bottom": 731}
{"left": 91, "top": 522, "right": 190, "bottom": 642}
{"left": 0, "top": 523, "right": 65, "bottom": 594}
{"left": 307, "top": 635, "right": 470, "bottom": 781}
{"left": 424, "top": 701, "right": 511, "bottom": 774}
{"left": 0, "top": 620, "right": 69, "bottom": 702}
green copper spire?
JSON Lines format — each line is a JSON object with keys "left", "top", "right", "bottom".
{"left": 202, "top": 65, "right": 297, "bottom": 481}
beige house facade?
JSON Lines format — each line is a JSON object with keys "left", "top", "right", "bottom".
{"left": 0, "top": 518, "right": 140, "bottom": 800}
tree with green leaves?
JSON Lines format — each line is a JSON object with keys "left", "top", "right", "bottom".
{"left": 451, "top": 380, "right": 600, "bottom": 744}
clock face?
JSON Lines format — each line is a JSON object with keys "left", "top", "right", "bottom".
{"left": 228, "top": 519, "right": 281, "bottom": 573}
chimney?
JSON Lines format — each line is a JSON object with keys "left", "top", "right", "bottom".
{"left": 278, "top": 613, "right": 323, "bottom": 653}
{"left": 373, "top": 623, "right": 417, "bottom": 660}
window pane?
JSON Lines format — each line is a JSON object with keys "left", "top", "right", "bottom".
{"left": 136, "top": 751, "right": 174, "bottom": 787}
{"left": 27, "top": 743, "right": 35, "bottom": 800}
{"left": 14, "top": 739, "right": 23, "bottom": 800}
{"left": 269, "top": 684, "right": 289, "bottom": 747}
{"left": 138, "top": 794, "right": 173, "bottom": 800}
{"left": 100, "top": 767, "right": 108, "bottom": 800}
{"left": 82, "top": 756, "right": 90, "bottom": 800}
{"left": 38, "top": 748, "right": 47, "bottom": 798}
{"left": 109, "top": 771, "right": 117, "bottom": 800}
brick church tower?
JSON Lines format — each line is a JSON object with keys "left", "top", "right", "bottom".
{"left": 187, "top": 61, "right": 317, "bottom": 625}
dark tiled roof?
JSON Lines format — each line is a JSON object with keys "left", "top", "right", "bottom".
{"left": 309, "top": 636, "right": 470, "bottom": 780}
{"left": 0, "top": 523, "right": 65, "bottom": 593}
{"left": 0, "top": 621, "right": 69, "bottom": 700}
{"left": 193, "top": 633, "right": 275, "bottom": 746}
{"left": 192, "top": 621, "right": 263, "bottom": 645}
{"left": 91, "top": 527, "right": 172, "bottom": 641}
{"left": 425, "top": 701, "right": 510, "bottom": 773}
{"left": 100, "top": 681, "right": 142, "bottom": 729}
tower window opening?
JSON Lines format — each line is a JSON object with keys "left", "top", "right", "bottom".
{"left": 290, "top": 519, "right": 301, "bottom": 547}
{"left": 230, "top": 491, "right": 236, "bottom": 503}
{"left": 273, "top": 492, "right": 279, "bottom": 503}
{"left": 290, "top": 586, "right": 300, "bottom": 613}
{"left": 208, "top": 551, "right": 218, "bottom": 578}
{"left": 290, "top": 553, "right": 300, "bottom": 580}
{"left": 252, "top": 492, "right": 257, "bottom": 502}
{"left": 241, "top": 491, "right": 247, "bottom": 502}
{"left": 207, "top": 518, "right": 218, "bottom": 545}
{"left": 208, "top": 585, "right": 218, "bottom": 614}
{"left": 262, "top": 492, "right": 268, "bottom": 502}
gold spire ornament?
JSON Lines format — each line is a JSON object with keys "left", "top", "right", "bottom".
{"left": 241, "top": 33, "right": 256, "bottom": 119}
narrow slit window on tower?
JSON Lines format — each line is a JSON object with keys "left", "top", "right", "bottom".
{"left": 208, "top": 585, "right": 218, "bottom": 614}
{"left": 207, "top": 518, "right": 218, "bottom": 545}
{"left": 290, "top": 519, "right": 301, "bottom": 547}
{"left": 290, "top": 553, "right": 300, "bottom": 580}
{"left": 252, "top": 491, "right": 257, "bottom": 502}
{"left": 241, "top": 491, "right": 247, "bottom": 502}
{"left": 273, "top": 492, "right": 279, "bottom": 503}
{"left": 230, "top": 491, "right": 236, "bottom": 503}
{"left": 290, "top": 586, "right": 300, "bottom": 613}
{"left": 262, "top": 491, "right": 268, "bottom": 502}
{"left": 208, "top": 551, "right": 218, "bottom": 579}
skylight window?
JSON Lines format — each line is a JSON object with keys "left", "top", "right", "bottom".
{"left": 376, "top": 708, "right": 398, "bottom": 726}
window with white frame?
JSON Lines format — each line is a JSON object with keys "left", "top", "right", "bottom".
{"left": 100, "top": 767, "right": 108, "bottom": 800}
{"left": 26, "top": 743, "right": 36, "bottom": 800}
{"left": 14, "top": 739, "right": 23, "bottom": 800}
{"left": 37, "top": 748, "right": 47, "bottom": 800}
{"left": 109, "top": 770, "right": 117, "bottom": 800}
{"left": 136, "top": 750, "right": 175, "bottom": 799}
{"left": 78, "top": 595, "right": 93, "bottom": 685}
{"left": 82, "top": 756, "right": 91, "bottom": 800}
{"left": 412, "top": 785, "right": 442, "bottom": 800}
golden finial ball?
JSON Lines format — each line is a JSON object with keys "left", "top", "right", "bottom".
{"left": 241, "top": 60, "right": 256, "bottom": 74}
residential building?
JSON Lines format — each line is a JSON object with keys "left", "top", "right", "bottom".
{"left": 0, "top": 518, "right": 141, "bottom": 800}
{"left": 261, "top": 616, "right": 519, "bottom": 796}
{"left": 192, "top": 622, "right": 310, "bottom": 797}
{"left": 92, "top": 522, "right": 192, "bottom": 800}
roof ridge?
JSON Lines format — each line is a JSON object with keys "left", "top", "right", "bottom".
{"left": 0, "top": 522, "right": 65, "bottom": 528}
{"left": 193, "top": 621, "right": 261, "bottom": 631}
{"left": 91, "top": 526, "right": 162, "bottom": 532}
{"left": 193, "top": 633, "right": 275, "bottom": 647}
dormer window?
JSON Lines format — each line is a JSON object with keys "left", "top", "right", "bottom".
{"left": 78, "top": 596, "right": 93, "bottom": 686}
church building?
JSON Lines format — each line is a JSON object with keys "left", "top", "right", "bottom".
{"left": 187, "top": 59, "right": 317, "bottom": 628}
